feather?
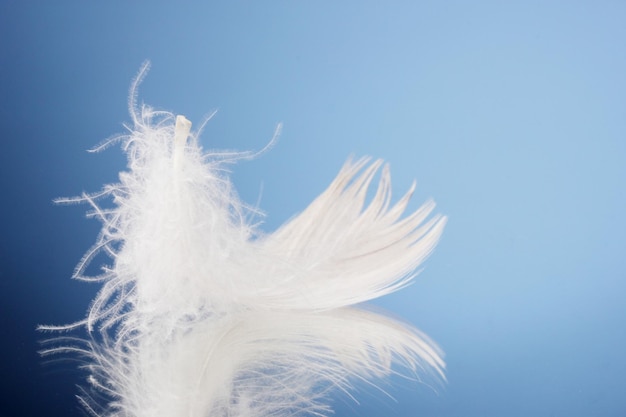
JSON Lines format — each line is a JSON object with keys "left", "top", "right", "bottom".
{"left": 39, "top": 63, "right": 446, "bottom": 417}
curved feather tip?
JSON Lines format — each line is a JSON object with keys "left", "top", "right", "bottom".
{"left": 40, "top": 69, "right": 446, "bottom": 417}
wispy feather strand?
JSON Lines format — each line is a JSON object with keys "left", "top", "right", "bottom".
{"left": 39, "top": 62, "right": 447, "bottom": 417}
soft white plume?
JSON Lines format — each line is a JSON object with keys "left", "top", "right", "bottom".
{"left": 39, "top": 62, "right": 447, "bottom": 417}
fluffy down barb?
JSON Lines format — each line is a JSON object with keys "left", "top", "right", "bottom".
{"left": 39, "top": 68, "right": 446, "bottom": 417}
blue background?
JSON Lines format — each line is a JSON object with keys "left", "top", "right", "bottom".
{"left": 1, "top": 2, "right": 625, "bottom": 416}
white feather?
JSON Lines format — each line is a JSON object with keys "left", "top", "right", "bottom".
{"left": 39, "top": 63, "right": 447, "bottom": 417}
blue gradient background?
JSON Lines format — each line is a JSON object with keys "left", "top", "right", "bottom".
{"left": 1, "top": 2, "right": 625, "bottom": 416}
